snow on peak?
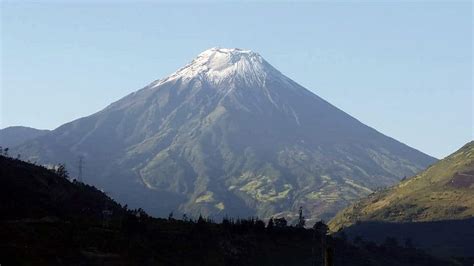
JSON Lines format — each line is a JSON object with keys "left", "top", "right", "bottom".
{"left": 155, "top": 47, "right": 281, "bottom": 87}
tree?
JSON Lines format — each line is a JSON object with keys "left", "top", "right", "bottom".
{"left": 296, "top": 206, "right": 305, "bottom": 228}
{"left": 267, "top": 217, "right": 275, "bottom": 230}
{"left": 56, "top": 164, "right": 69, "bottom": 179}
{"left": 313, "top": 220, "right": 328, "bottom": 236}
{"left": 4, "top": 148, "right": 9, "bottom": 157}
{"left": 274, "top": 217, "right": 287, "bottom": 228}
{"left": 197, "top": 214, "right": 205, "bottom": 224}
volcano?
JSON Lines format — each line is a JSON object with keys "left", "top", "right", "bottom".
{"left": 14, "top": 48, "right": 436, "bottom": 221}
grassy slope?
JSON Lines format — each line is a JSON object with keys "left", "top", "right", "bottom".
{"left": 329, "top": 141, "right": 474, "bottom": 232}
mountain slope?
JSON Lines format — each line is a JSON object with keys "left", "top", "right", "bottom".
{"left": 0, "top": 126, "right": 50, "bottom": 149}
{"left": 13, "top": 48, "right": 436, "bottom": 221}
{"left": 329, "top": 141, "right": 474, "bottom": 231}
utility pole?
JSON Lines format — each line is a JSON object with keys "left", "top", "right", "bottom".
{"left": 78, "top": 155, "right": 84, "bottom": 182}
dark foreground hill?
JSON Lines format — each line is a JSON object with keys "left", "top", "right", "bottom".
{"left": 0, "top": 155, "right": 455, "bottom": 266}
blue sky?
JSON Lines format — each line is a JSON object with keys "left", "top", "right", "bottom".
{"left": 1, "top": 1, "right": 472, "bottom": 158}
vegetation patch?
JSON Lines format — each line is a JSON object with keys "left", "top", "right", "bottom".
{"left": 195, "top": 191, "right": 215, "bottom": 203}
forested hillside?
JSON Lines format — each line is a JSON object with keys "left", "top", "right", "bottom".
{"left": 0, "top": 155, "right": 455, "bottom": 266}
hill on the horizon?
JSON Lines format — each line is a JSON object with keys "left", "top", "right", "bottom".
{"left": 0, "top": 126, "right": 50, "bottom": 150}
{"left": 12, "top": 47, "right": 436, "bottom": 221}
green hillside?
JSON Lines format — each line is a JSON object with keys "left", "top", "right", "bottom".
{"left": 329, "top": 141, "right": 474, "bottom": 232}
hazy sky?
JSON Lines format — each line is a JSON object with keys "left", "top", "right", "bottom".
{"left": 1, "top": 1, "right": 472, "bottom": 158}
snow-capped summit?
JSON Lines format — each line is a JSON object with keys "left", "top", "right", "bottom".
{"left": 155, "top": 48, "right": 281, "bottom": 87}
